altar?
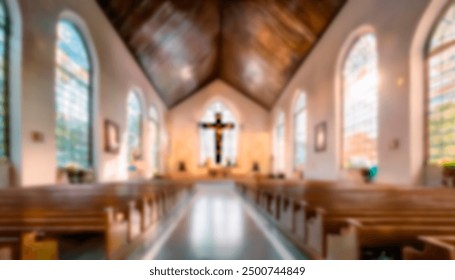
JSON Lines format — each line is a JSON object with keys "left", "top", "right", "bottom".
{"left": 207, "top": 165, "right": 233, "bottom": 178}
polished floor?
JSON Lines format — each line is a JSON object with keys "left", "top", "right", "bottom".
{"left": 140, "top": 182, "right": 307, "bottom": 260}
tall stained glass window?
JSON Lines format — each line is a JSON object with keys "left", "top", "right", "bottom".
{"left": 428, "top": 2, "right": 455, "bottom": 165}
{"left": 275, "top": 112, "right": 286, "bottom": 173}
{"left": 294, "top": 92, "right": 307, "bottom": 167}
{"left": 199, "top": 102, "right": 238, "bottom": 166}
{"left": 0, "top": 1, "right": 8, "bottom": 160}
{"left": 127, "top": 91, "right": 143, "bottom": 165}
{"left": 342, "top": 33, "right": 378, "bottom": 169}
{"left": 56, "top": 21, "right": 92, "bottom": 169}
{"left": 149, "top": 105, "right": 159, "bottom": 174}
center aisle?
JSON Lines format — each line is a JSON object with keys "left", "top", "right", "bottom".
{"left": 143, "top": 181, "right": 307, "bottom": 260}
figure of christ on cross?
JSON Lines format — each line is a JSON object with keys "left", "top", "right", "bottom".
{"left": 199, "top": 112, "right": 235, "bottom": 165}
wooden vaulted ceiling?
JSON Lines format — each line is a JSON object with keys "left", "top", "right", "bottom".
{"left": 97, "top": 0, "right": 346, "bottom": 109}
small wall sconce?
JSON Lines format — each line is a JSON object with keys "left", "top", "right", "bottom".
{"left": 31, "top": 131, "right": 44, "bottom": 143}
{"left": 396, "top": 77, "right": 405, "bottom": 87}
{"left": 389, "top": 138, "right": 400, "bottom": 150}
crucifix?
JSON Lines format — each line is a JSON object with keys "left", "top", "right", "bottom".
{"left": 199, "top": 113, "right": 235, "bottom": 165}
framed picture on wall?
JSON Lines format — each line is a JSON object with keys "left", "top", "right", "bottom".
{"left": 315, "top": 122, "right": 327, "bottom": 153}
{"left": 104, "top": 120, "right": 120, "bottom": 154}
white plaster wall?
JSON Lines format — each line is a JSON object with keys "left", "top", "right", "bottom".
{"left": 168, "top": 80, "right": 271, "bottom": 176}
{"left": 271, "top": 0, "right": 433, "bottom": 185}
{"left": 15, "top": 0, "right": 168, "bottom": 186}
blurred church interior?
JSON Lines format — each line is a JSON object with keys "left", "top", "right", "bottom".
{"left": 1, "top": 0, "right": 455, "bottom": 260}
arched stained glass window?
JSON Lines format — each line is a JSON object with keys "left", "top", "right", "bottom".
{"left": 275, "top": 112, "right": 286, "bottom": 173}
{"left": 149, "top": 105, "right": 159, "bottom": 174}
{"left": 427, "top": 2, "right": 455, "bottom": 165}
{"left": 342, "top": 33, "right": 378, "bottom": 169}
{"left": 56, "top": 20, "right": 92, "bottom": 169}
{"left": 294, "top": 92, "right": 307, "bottom": 167}
{"left": 127, "top": 91, "right": 143, "bottom": 165}
{"left": 0, "top": 1, "right": 9, "bottom": 160}
{"left": 199, "top": 102, "right": 238, "bottom": 166}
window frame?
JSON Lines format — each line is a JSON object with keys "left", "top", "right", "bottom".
{"left": 425, "top": 1, "right": 455, "bottom": 166}
{"left": 340, "top": 32, "right": 379, "bottom": 170}
{"left": 126, "top": 90, "right": 144, "bottom": 166}
{"left": 293, "top": 92, "right": 307, "bottom": 169}
{"left": 275, "top": 111, "right": 286, "bottom": 173}
{"left": 55, "top": 19, "right": 94, "bottom": 169}
{"left": 0, "top": 0, "right": 10, "bottom": 162}
{"left": 149, "top": 105, "right": 160, "bottom": 173}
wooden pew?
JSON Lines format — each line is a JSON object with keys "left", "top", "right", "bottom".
{"left": 304, "top": 208, "right": 455, "bottom": 257}
{"left": 252, "top": 180, "right": 395, "bottom": 232}
{"left": 403, "top": 235, "right": 455, "bottom": 260}
{"left": 0, "top": 207, "right": 128, "bottom": 259}
{"left": 238, "top": 179, "right": 455, "bottom": 260}
{"left": 0, "top": 180, "right": 193, "bottom": 259}
{"left": 0, "top": 180, "right": 191, "bottom": 236}
{"left": 326, "top": 217, "right": 455, "bottom": 260}
{"left": 0, "top": 195, "right": 142, "bottom": 243}
{"left": 0, "top": 235, "right": 56, "bottom": 260}
{"left": 305, "top": 200, "right": 455, "bottom": 257}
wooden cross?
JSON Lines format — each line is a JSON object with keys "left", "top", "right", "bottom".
{"left": 199, "top": 113, "right": 235, "bottom": 164}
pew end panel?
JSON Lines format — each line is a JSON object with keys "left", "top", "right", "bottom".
{"left": 272, "top": 194, "right": 281, "bottom": 221}
{"left": 104, "top": 207, "right": 129, "bottom": 260}
{"left": 0, "top": 245, "right": 13, "bottom": 260}
{"left": 127, "top": 201, "right": 142, "bottom": 242}
{"left": 21, "top": 232, "right": 58, "bottom": 260}
{"left": 305, "top": 207, "right": 330, "bottom": 255}
{"left": 0, "top": 237, "right": 18, "bottom": 260}
{"left": 325, "top": 218, "right": 361, "bottom": 260}
{"left": 150, "top": 195, "right": 161, "bottom": 223}
{"left": 139, "top": 197, "right": 152, "bottom": 231}
{"left": 292, "top": 200, "right": 308, "bottom": 240}
{"left": 403, "top": 236, "right": 455, "bottom": 260}
{"left": 279, "top": 196, "right": 294, "bottom": 230}
{"left": 258, "top": 190, "right": 268, "bottom": 212}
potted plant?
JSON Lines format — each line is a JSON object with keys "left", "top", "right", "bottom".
{"left": 64, "top": 163, "right": 86, "bottom": 184}
{"left": 442, "top": 161, "right": 455, "bottom": 187}
{"left": 359, "top": 166, "right": 378, "bottom": 183}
